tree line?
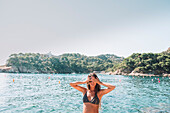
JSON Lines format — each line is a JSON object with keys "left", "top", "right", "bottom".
{"left": 6, "top": 53, "right": 123, "bottom": 73}
{"left": 5, "top": 48, "right": 170, "bottom": 74}
{"left": 112, "top": 49, "right": 170, "bottom": 75}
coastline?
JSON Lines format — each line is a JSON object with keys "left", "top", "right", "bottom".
{"left": 108, "top": 69, "right": 170, "bottom": 77}
{"left": 113, "top": 73, "right": 170, "bottom": 77}
{"left": 1, "top": 66, "right": 170, "bottom": 77}
{"left": 94, "top": 71, "right": 170, "bottom": 77}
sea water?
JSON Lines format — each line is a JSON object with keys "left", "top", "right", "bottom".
{"left": 0, "top": 73, "right": 169, "bottom": 113}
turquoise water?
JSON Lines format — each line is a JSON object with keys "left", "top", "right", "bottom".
{"left": 0, "top": 73, "right": 169, "bottom": 113}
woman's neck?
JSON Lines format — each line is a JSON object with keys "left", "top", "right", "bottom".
{"left": 89, "top": 86, "right": 95, "bottom": 92}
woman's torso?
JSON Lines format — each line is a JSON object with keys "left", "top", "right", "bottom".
{"left": 83, "top": 103, "right": 99, "bottom": 113}
{"left": 83, "top": 90, "right": 101, "bottom": 113}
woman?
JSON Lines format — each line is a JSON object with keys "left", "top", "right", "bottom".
{"left": 70, "top": 73, "right": 116, "bottom": 113}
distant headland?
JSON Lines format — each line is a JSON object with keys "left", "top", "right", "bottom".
{"left": 0, "top": 48, "right": 169, "bottom": 77}
{"left": 0, "top": 53, "right": 124, "bottom": 74}
{"left": 111, "top": 47, "right": 170, "bottom": 77}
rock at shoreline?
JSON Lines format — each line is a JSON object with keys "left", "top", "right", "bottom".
{"left": 112, "top": 69, "right": 128, "bottom": 75}
{"left": 162, "top": 74, "right": 170, "bottom": 77}
{"left": 0, "top": 65, "right": 12, "bottom": 72}
{"left": 112, "top": 69, "right": 170, "bottom": 77}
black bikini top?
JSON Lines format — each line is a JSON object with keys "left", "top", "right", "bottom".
{"left": 83, "top": 91, "right": 100, "bottom": 105}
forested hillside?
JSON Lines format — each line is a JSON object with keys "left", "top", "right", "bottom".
{"left": 112, "top": 48, "right": 170, "bottom": 75}
{"left": 6, "top": 53, "right": 124, "bottom": 73}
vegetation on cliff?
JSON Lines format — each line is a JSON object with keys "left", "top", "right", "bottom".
{"left": 112, "top": 50, "right": 170, "bottom": 75}
{"left": 4, "top": 48, "right": 170, "bottom": 75}
{"left": 6, "top": 53, "right": 123, "bottom": 73}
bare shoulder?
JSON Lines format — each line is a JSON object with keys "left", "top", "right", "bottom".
{"left": 97, "top": 87, "right": 115, "bottom": 98}
{"left": 82, "top": 88, "right": 87, "bottom": 95}
{"left": 97, "top": 89, "right": 105, "bottom": 99}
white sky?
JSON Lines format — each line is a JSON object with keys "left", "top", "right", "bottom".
{"left": 0, "top": 0, "right": 170, "bottom": 65}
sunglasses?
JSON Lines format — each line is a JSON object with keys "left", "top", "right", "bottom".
{"left": 87, "top": 81, "right": 92, "bottom": 84}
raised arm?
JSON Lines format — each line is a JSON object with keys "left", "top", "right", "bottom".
{"left": 92, "top": 78, "right": 116, "bottom": 96}
{"left": 98, "top": 82, "right": 116, "bottom": 95}
{"left": 70, "top": 77, "right": 90, "bottom": 94}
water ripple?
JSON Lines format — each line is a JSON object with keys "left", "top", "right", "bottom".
{"left": 0, "top": 73, "right": 169, "bottom": 113}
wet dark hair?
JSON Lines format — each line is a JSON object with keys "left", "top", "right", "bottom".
{"left": 87, "top": 73, "right": 101, "bottom": 93}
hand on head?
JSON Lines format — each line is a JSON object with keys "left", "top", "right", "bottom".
{"left": 92, "top": 77, "right": 100, "bottom": 84}
{"left": 85, "top": 76, "right": 92, "bottom": 83}
{"left": 85, "top": 75, "right": 100, "bottom": 84}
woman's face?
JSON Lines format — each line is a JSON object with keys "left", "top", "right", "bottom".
{"left": 88, "top": 76, "right": 96, "bottom": 87}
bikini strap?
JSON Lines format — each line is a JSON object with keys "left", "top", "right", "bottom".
{"left": 95, "top": 91, "right": 97, "bottom": 96}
